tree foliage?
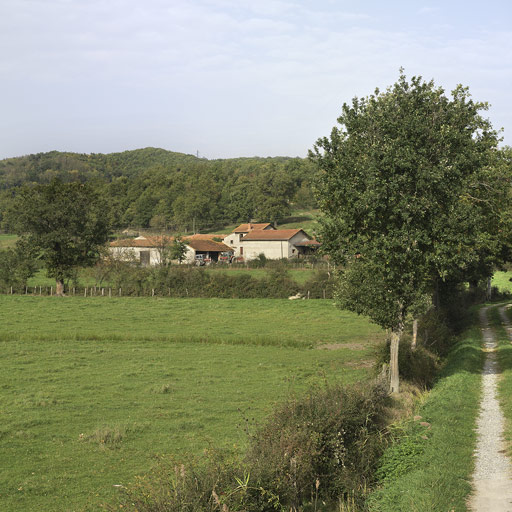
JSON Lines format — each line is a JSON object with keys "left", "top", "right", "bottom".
{"left": 7, "top": 179, "right": 111, "bottom": 294}
{"left": 311, "top": 71, "right": 512, "bottom": 391}
{"left": 0, "top": 148, "right": 318, "bottom": 231}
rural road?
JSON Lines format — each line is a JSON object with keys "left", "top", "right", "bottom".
{"left": 470, "top": 306, "right": 512, "bottom": 511}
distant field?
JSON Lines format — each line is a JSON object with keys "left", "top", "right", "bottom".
{"left": 276, "top": 209, "right": 321, "bottom": 232}
{"left": 492, "top": 271, "right": 512, "bottom": 293}
{"left": 204, "top": 209, "right": 321, "bottom": 235}
{"left": 0, "top": 296, "right": 384, "bottom": 511}
{"left": 0, "top": 234, "right": 17, "bottom": 249}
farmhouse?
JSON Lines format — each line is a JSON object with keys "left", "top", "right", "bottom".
{"left": 224, "top": 224, "right": 320, "bottom": 260}
{"left": 109, "top": 235, "right": 232, "bottom": 265}
{"left": 110, "top": 224, "right": 320, "bottom": 265}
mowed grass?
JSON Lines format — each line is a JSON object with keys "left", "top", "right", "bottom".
{"left": 0, "top": 296, "right": 384, "bottom": 511}
{"left": 0, "top": 297, "right": 383, "bottom": 347}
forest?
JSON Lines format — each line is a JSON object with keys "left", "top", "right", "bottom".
{"left": 0, "top": 148, "right": 317, "bottom": 233}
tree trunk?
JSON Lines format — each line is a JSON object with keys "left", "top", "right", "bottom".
{"left": 55, "top": 279, "right": 65, "bottom": 296}
{"left": 389, "top": 327, "right": 402, "bottom": 393}
{"left": 411, "top": 318, "right": 418, "bottom": 350}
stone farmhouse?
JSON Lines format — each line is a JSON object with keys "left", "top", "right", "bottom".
{"left": 109, "top": 223, "right": 320, "bottom": 266}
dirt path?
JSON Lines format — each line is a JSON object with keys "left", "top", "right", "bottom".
{"left": 469, "top": 306, "right": 512, "bottom": 511}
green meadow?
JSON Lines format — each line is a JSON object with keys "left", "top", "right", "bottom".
{"left": 0, "top": 296, "right": 384, "bottom": 511}
{"left": 492, "top": 270, "right": 512, "bottom": 293}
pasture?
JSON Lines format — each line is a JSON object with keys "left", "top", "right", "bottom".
{"left": 0, "top": 296, "right": 384, "bottom": 511}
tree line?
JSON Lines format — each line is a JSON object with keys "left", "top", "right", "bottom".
{"left": 0, "top": 148, "right": 317, "bottom": 232}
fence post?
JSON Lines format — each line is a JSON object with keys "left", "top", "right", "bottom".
{"left": 109, "top": 288, "right": 111, "bottom": 298}
{"left": 102, "top": 288, "right": 104, "bottom": 296}
{"left": 323, "top": 289, "right": 326, "bottom": 299}
{"left": 50, "top": 286, "right": 53, "bottom": 296}
{"left": 84, "top": 287, "right": 87, "bottom": 297}
{"left": 307, "top": 290, "right": 310, "bottom": 299}
{"left": 10, "top": 286, "right": 12, "bottom": 295}
{"left": 25, "top": 286, "right": 28, "bottom": 295}
{"left": 73, "top": 287, "right": 75, "bottom": 296}
{"left": 119, "top": 288, "right": 121, "bottom": 297}
{"left": 152, "top": 288, "right": 155, "bottom": 297}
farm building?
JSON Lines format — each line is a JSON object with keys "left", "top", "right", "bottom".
{"left": 224, "top": 224, "right": 320, "bottom": 260}
{"left": 109, "top": 235, "right": 232, "bottom": 265}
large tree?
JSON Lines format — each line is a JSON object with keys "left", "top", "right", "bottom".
{"left": 311, "top": 72, "right": 511, "bottom": 392}
{"left": 9, "top": 179, "right": 111, "bottom": 295}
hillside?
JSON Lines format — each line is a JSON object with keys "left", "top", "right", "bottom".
{"left": 0, "top": 148, "right": 318, "bottom": 233}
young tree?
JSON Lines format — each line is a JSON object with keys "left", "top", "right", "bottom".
{"left": 8, "top": 179, "right": 111, "bottom": 295}
{"left": 311, "top": 71, "right": 510, "bottom": 392}
{"left": 170, "top": 235, "right": 188, "bottom": 264}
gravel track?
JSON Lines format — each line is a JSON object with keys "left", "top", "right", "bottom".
{"left": 469, "top": 306, "right": 512, "bottom": 511}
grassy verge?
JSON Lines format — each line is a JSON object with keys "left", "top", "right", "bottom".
{"left": 495, "top": 304, "right": 512, "bottom": 456}
{"left": 0, "top": 297, "right": 383, "bottom": 511}
{"left": 367, "top": 314, "right": 483, "bottom": 512}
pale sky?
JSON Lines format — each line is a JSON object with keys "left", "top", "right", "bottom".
{"left": 1, "top": 0, "right": 511, "bottom": 160}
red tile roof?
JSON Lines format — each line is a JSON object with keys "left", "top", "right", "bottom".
{"left": 186, "top": 239, "right": 232, "bottom": 252}
{"left": 242, "top": 229, "right": 309, "bottom": 241}
{"left": 233, "top": 223, "right": 273, "bottom": 233}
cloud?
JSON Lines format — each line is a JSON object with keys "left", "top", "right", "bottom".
{"left": 1, "top": 0, "right": 512, "bottom": 159}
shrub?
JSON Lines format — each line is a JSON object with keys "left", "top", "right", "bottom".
{"left": 244, "top": 381, "right": 390, "bottom": 510}
{"left": 302, "top": 269, "right": 335, "bottom": 299}
{"left": 110, "top": 382, "right": 391, "bottom": 511}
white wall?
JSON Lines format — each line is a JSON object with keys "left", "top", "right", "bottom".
{"left": 239, "top": 232, "right": 310, "bottom": 261}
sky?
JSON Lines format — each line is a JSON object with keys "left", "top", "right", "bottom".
{"left": 1, "top": 0, "right": 512, "bottom": 160}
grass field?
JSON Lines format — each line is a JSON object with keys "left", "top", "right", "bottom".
{"left": 0, "top": 234, "right": 17, "bottom": 249}
{"left": 492, "top": 271, "right": 512, "bottom": 293}
{"left": 0, "top": 296, "right": 384, "bottom": 511}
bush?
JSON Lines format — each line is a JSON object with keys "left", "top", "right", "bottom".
{"left": 302, "top": 269, "right": 335, "bottom": 299}
{"left": 245, "top": 381, "right": 390, "bottom": 509}
{"left": 110, "top": 381, "right": 391, "bottom": 511}
{"left": 0, "top": 246, "right": 37, "bottom": 292}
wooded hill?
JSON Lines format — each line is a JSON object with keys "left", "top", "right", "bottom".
{"left": 0, "top": 148, "right": 318, "bottom": 232}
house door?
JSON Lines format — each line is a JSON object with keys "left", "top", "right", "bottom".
{"left": 140, "top": 251, "right": 150, "bottom": 266}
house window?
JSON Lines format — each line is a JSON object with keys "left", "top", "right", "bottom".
{"left": 240, "top": 247, "right": 244, "bottom": 255}
{"left": 230, "top": 239, "right": 233, "bottom": 244}
{"left": 292, "top": 249, "right": 296, "bottom": 254}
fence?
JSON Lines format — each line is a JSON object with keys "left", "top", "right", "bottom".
{"left": 3, "top": 284, "right": 332, "bottom": 300}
